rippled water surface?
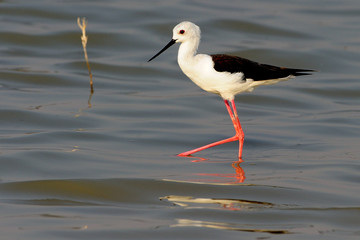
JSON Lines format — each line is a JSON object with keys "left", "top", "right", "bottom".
{"left": 1, "top": 0, "right": 359, "bottom": 239}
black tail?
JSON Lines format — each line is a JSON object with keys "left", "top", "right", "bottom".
{"left": 258, "top": 62, "right": 315, "bottom": 79}
{"left": 287, "top": 68, "right": 315, "bottom": 76}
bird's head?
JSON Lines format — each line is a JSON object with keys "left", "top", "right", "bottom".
{"left": 148, "top": 21, "right": 200, "bottom": 62}
{"left": 172, "top": 21, "right": 201, "bottom": 43}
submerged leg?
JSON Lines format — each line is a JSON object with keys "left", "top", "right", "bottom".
{"left": 177, "top": 99, "right": 244, "bottom": 159}
{"left": 177, "top": 135, "right": 239, "bottom": 157}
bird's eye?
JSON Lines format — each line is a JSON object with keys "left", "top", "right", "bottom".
{"left": 179, "top": 30, "right": 185, "bottom": 34}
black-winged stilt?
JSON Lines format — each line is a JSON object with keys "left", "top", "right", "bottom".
{"left": 148, "top": 21, "right": 313, "bottom": 160}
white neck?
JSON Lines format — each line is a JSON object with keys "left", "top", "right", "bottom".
{"left": 177, "top": 38, "right": 199, "bottom": 66}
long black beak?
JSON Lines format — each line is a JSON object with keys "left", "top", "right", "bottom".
{"left": 148, "top": 39, "right": 177, "bottom": 62}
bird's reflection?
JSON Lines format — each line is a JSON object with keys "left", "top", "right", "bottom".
{"left": 170, "top": 218, "right": 290, "bottom": 234}
{"left": 179, "top": 156, "right": 246, "bottom": 183}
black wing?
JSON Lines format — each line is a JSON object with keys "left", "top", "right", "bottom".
{"left": 211, "top": 54, "right": 314, "bottom": 81}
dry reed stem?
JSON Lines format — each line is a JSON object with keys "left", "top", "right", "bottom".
{"left": 77, "top": 17, "right": 94, "bottom": 94}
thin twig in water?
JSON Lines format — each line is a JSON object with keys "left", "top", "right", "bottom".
{"left": 77, "top": 17, "right": 94, "bottom": 94}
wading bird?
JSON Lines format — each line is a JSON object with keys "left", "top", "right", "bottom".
{"left": 148, "top": 21, "right": 313, "bottom": 160}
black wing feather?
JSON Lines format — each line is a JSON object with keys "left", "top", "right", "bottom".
{"left": 211, "top": 54, "right": 314, "bottom": 81}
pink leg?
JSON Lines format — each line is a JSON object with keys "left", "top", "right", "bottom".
{"left": 230, "top": 99, "right": 244, "bottom": 159}
{"left": 177, "top": 99, "right": 244, "bottom": 159}
{"left": 177, "top": 135, "right": 239, "bottom": 157}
